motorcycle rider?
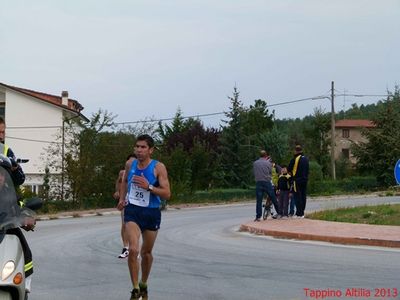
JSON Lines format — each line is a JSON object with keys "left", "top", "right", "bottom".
{"left": 0, "top": 117, "right": 34, "bottom": 292}
{"left": 0, "top": 117, "right": 25, "bottom": 186}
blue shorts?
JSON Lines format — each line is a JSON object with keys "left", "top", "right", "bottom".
{"left": 124, "top": 204, "right": 161, "bottom": 232}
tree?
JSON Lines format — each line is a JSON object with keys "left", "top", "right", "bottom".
{"left": 257, "top": 125, "right": 288, "bottom": 165}
{"left": 241, "top": 99, "right": 274, "bottom": 139}
{"left": 218, "top": 86, "right": 250, "bottom": 188}
{"left": 43, "top": 109, "right": 136, "bottom": 207}
{"left": 157, "top": 108, "right": 221, "bottom": 194}
{"left": 303, "top": 108, "right": 331, "bottom": 177}
{"left": 352, "top": 88, "right": 400, "bottom": 186}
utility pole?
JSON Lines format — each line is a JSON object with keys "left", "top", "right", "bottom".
{"left": 331, "top": 81, "right": 336, "bottom": 180}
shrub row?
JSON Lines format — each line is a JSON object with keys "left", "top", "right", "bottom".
{"left": 36, "top": 176, "right": 380, "bottom": 213}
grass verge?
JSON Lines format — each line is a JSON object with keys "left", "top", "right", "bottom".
{"left": 308, "top": 204, "right": 400, "bottom": 226}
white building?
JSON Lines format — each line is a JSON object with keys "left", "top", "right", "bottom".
{"left": 0, "top": 82, "right": 88, "bottom": 193}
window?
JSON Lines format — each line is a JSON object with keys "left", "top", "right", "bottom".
{"left": 342, "top": 129, "right": 350, "bottom": 138}
{"left": 342, "top": 148, "right": 350, "bottom": 159}
{"left": 0, "top": 102, "right": 4, "bottom": 119}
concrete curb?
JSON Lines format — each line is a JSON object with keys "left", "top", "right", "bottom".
{"left": 239, "top": 223, "right": 400, "bottom": 248}
{"left": 36, "top": 209, "right": 121, "bottom": 221}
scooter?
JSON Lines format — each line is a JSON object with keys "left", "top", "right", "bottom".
{"left": 0, "top": 155, "right": 41, "bottom": 300}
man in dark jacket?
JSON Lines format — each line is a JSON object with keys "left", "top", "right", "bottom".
{"left": 0, "top": 117, "right": 25, "bottom": 185}
{"left": 287, "top": 145, "right": 309, "bottom": 218}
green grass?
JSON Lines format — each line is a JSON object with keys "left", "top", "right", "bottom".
{"left": 308, "top": 204, "right": 400, "bottom": 226}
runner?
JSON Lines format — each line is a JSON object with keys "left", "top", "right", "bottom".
{"left": 114, "top": 154, "right": 136, "bottom": 258}
{"left": 117, "top": 134, "right": 171, "bottom": 300}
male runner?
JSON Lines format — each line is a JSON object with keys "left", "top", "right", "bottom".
{"left": 117, "top": 134, "right": 170, "bottom": 300}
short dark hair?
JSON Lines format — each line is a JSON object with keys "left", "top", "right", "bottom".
{"left": 295, "top": 145, "right": 303, "bottom": 152}
{"left": 260, "top": 150, "right": 268, "bottom": 157}
{"left": 136, "top": 134, "right": 155, "bottom": 148}
{"left": 126, "top": 153, "right": 136, "bottom": 161}
{"left": 0, "top": 117, "right": 5, "bottom": 125}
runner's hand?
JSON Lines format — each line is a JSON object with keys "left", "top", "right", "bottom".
{"left": 117, "top": 199, "right": 125, "bottom": 211}
{"left": 133, "top": 174, "right": 149, "bottom": 190}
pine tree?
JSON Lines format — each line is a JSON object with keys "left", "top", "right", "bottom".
{"left": 218, "top": 86, "right": 250, "bottom": 188}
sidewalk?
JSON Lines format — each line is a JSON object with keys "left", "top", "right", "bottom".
{"left": 240, "top": 217, "right": 400, "bottom": 248}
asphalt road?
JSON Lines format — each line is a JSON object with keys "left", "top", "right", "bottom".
{"left": 27, "top": 196, "right": 400, "bottom": 300}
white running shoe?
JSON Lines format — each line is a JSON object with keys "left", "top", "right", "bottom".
{"left": 118, "top": 247, "right": 129, "bottom": 259}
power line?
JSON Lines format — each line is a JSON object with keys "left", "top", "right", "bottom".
{"left": 336, "top": 94, "right": 390, "bottom": 98}
{"left": 115, "top": 111, "right": 226, "bottom": 126}
{"left": 6, "top": 136, "right": 61, "bottom": 144}
{"left": 114, "top": 95, "right": 329, "bottom": 126}
{"left": 5, "top": 92, "right": 393, "bottom": 144}
{"left": 7, "top": 125, "right": 61, "bottom": 129}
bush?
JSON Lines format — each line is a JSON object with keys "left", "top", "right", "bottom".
{"left": 308, "top": 176, "right": 378, "bottom": 196}
{"left": 173, "top": 188, "right": 255, "bottom": 203}
{"left": 308, "top": 161, "right": 323, "bottom": 194}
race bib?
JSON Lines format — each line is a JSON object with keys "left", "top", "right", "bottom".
{"left": 128, "top": 183, "right": 150, "bottom": 207}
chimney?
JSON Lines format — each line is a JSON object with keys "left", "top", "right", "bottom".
{"left": 61, "top": 91, "right": 69, "bottom": 106}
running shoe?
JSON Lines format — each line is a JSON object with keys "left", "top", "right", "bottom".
{"left": 139, "top": 282, "right": 148, "bottom": 298}
{"left": 118, "top": 247, "right": 129, "bottom": 259}
{"left": 130, "top": 288, "right": 140, "bottom": 300}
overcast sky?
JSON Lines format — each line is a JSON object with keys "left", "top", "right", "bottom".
{"left": 1, "top": 0, "right": 399, "bottom": 128}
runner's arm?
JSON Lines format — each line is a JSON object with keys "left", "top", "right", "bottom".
{"left": 113, "top": 170, "right": 124, "bottom": 200}
{"left": 153, "top": 162, "right": 171, "bottom": 200}
{"left": 117, "top": 159, "right": 133, "bottom": 210}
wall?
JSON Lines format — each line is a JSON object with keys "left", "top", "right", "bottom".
{"left": 5, "top": 89, "right": 62, "bottom": 185}
{"left": 335, "top": 127, "right": 369, "bottom": 164}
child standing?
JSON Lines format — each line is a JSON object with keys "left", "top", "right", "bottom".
{"left": 277, "top": 166, "right": 291, "bottom": 218}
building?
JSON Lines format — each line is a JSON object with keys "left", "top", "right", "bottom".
{"left": 334, "top": 119, "right": 375, "bottom": 164}
{"left": 0, "top": 82, "right": 88, "bottom": 193}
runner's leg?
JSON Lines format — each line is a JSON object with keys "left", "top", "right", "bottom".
{"left": 140, "top": 230, "right": 158, "bottom": 284}
{"left": 126, "top": 222, "right": 141, "bottom": 287}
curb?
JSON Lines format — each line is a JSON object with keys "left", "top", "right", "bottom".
{"left": 239, "top": 222, "right": 400, "bottom": 248}
{"left": 36, "top": 210, "right": 121, "bottom": 221}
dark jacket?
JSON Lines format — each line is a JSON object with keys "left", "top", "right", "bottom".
{"left": 4, "top": 146, "right": 25, "bottom": 186}
{"left": 277, "top": 174, "right": 291, "bottom": 191}
{"left": 288, "top": 153, "right": 309, "bottom": 185}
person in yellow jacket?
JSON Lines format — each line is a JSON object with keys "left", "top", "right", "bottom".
{"left": 287, "top": 145, "right": 309, "bottom": 218}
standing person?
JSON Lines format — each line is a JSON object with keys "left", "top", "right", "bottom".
{"left": 277, "top": 166, "right": 291, "bottom": 218}
{"left": 114, "top": 154, "right": 136, "bottom": 259}
{"left": 253, "top": 150, "right": 281, "bottom": 221}
{"left": 288, "top": 145, "right": 309, "bottom": 218}
{"left": 0, "top": 117, "right": 33, "bottom": 292}
{"left": 117, "top": 134, "right": 171, "bottom": 300}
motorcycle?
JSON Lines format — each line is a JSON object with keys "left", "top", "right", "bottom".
{"left": 0, "top": 155, "right": 41, "bottom": 300}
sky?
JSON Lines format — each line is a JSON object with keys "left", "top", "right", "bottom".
{"left": 1, "top": 0, "right": 399, "bottom": 129}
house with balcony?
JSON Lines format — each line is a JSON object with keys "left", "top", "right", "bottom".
{"left": 0, "top": 82, "right": 88, "bottom": 193}
{"left": 334, "top": 119, "right": 375, "bottom": 164}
